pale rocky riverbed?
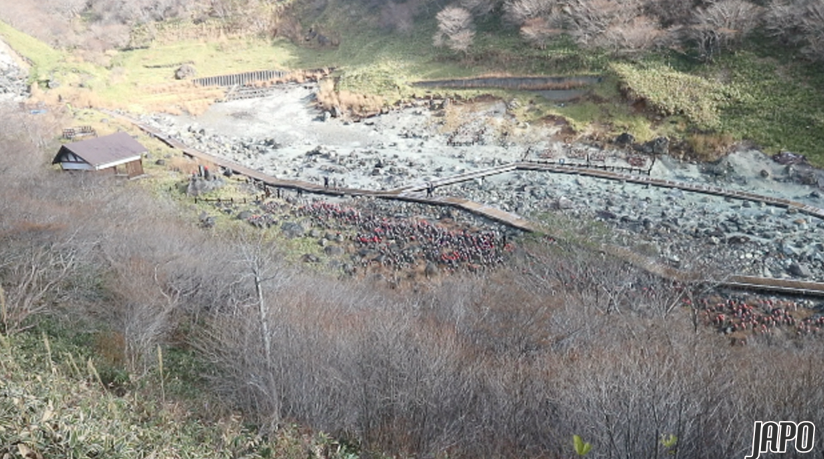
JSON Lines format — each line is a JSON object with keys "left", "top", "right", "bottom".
{"left": 138, "top": 82, "right": 824, "bottom": 281}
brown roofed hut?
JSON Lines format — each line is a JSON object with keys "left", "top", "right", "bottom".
{"left": 53, "top": 132, "right": 146, "bottom": 178}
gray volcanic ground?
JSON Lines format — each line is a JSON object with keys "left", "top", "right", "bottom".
{"left": 134, "top": 83, "right": 824, "bottom": 282}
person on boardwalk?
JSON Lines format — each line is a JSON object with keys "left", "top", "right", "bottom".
{"left": 324, "top": 176, "right": 329, "bottom": 189}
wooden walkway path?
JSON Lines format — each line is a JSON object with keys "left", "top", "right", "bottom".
{"left": 104, "top": 109, "right": 824, "bottom": 297}
{"left": 516, "top": 161, "right": 824, "bottom": 220}
{"left": 392, "top": 163, "right": 517, "bottom": 193}
{"left": 103, "top": 110, "right": 540, "bottom": 232}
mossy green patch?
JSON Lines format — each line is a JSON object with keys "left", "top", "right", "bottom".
{"left": 712, "top": 51, "right": 824, "bottom": 164}
{"left": 610, "top": 61, "right": 739, "bottom": 131}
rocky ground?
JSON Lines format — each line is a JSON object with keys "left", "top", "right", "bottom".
{"left": 140, "top": 83, "right": 824, "bottom": 283}
{"left": 448, "top": 155, "right": 824, "bottom": 281}
{"left": 0, "top": 39, "right": 29, "bottom": 103}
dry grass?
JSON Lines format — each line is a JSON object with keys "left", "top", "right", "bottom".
{"left": 686, "top": 132, "right": 736, "bottom": 162}
{"left": 0, "top": 330, "right": 353, "bottom": 459}
{"left": 439, "top": 104, "right": 466, "bottom": 133}
{"left": 134, "top": 83, "right": 225, "bottom": 115}
{"left": 317, "top": 78, "right": 385, "bottom": 116}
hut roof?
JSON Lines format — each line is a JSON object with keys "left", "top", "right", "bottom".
{"left": 53, "top": 132, "right": 146, "bottom": 170}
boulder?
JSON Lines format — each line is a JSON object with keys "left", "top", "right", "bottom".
{"left": 281, "top": 221, "right": 305, "bottom": 239}
{"left": 650, "top": 136, "right": 669, "bottom": 155}
{"left": 301, "top": 253, "right": 320, "bottom": 263}
{"left": 200, "top": 216, "right": 215, "bottom": 228}
{"left": 726, "top": 235, "right": 750, "bottom": 244}
{"left": 555, "top": 196, "right": 574, "bottom": 210}
{"left": 174, "top": 64, "right": 197, "bottom": 80}
{"left": 772, "top": 150, "right": 806, "bottom": 165}
{"left": 425, "top": 261, "right": 439, "bottom": 278}
{"left": 615, "top": 132, "right": 635, "bottom": 146}
{"left": 788, "top": 262, "right": 813, "bottom": 278}
{"left": 596, "top": 210, "right": 617, "bottom": 220}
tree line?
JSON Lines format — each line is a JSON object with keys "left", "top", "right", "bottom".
{"left": 434, "top": 0, "right": 824, "bottom": 62}
{"left": 2, "top": 0, "right": 822, "bottom": 64}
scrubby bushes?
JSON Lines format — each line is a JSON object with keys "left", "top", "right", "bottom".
{"left": 765, "top": 0, "right": 824, "bottom": 61}
{"left": 610, "top": 61, "right": 741, "bottom": 129}
{"left": 195, "top": 238, "right": 824, "bottom": 458}
{"left": 0, "top": 106, "right": 232, "bottom": 373}
{"left": 497, "top": 0, "right": 764, "bottom": 57}
{"left": 454, "top": 0, "right": 822, "bottom": 62}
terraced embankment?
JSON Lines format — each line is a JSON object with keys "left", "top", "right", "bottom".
{"left": 191, "top": 68, "right": 334, "bottom": 101}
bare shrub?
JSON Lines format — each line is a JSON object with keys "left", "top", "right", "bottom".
{"left": 0, "top": 227, "right": 83, "bottom": 334}
{"left": 690, "top": 0, "right": 763, "bottom": 60}
{"left": 503, "top": 0, "right": 567, "bottom": 48}
{"left": 459, "top": 0, "right": 501, "bottom": 16}
{"left": 87, "top": 0, "right": 192, "bottom": 26}
{"left": 765, "top": 0, "right": 824, "bottom": 61}
{"left": 316, "top": 79, "right": 384, "bottom": 116}
{"left": 519, "top": 15, "right": 566, "bottom": 47}
{"left": 193, "top": 233, "right": 824, "bottom": 458}
{"left": 54, "top": 0, "right": 89, "bottom": 19}
{"left": 645, "top": 0, "right": 712, "bottom": 27}
{"left": 379, "top": 1, "right": 417, "bottom": 32}
{"left": 433, "top": 5, "right": 476, "bottom": 53}
{"left": 503, "top": 0, "right": 559, "bottom": 25}
{"left": 566, "top": 0, "right": 676, "bottom": 52}
{"left": 603, "top": 13, "right": 677, "bottom": 52}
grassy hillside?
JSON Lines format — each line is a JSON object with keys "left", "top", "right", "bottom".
{"left": 3, "top": 2, "right": 823, "bottom": 163}
{"left": 0, "top": 327, "right": 355, "bottom": 459}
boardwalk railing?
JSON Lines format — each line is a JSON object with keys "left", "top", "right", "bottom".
{"left": 192, "top": 70, "right": 289, "bottom": 88}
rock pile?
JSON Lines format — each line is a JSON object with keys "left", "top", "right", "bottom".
{"left": 0, "top": 40, "right": 29, "bottom": 102}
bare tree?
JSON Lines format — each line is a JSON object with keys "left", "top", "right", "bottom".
{"left": 433, "top": 5, "right": 476, "bottom": 52}
{"left": 765, "top": 0, "right": 824, "bottom": 61}
{"left": 690, "top": 0, "right": 763, "bottom": 60}
{"left": 565, "top": 0, "right": 678, "bottom": 52}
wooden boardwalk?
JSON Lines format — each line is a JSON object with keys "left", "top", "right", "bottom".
{"left": 104, "top": 109, "right": 824, "bottom": 297}
{"left": 392, "top": 163, "right": 518, "bottom": 193}
{"left": 516, "top": 161, "right": 824, "bottom": 220}
{"left": 103, "top": 110, "right": 539, "bottom": 232}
